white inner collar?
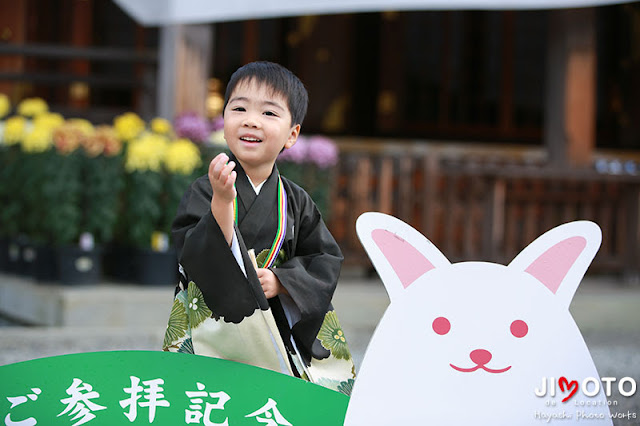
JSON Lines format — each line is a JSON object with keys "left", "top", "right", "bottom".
{"left": 247, "top": 176, "right": 265, "bottom": 195}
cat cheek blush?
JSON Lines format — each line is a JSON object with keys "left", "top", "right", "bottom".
{"left": 432, "top": 316, "right": 451, "bottom": 335}
{"left": 510, "top": 320, "right": 528, "bottom": 338}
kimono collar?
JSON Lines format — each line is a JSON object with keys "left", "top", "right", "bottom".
{"left": 230, "top": 156, "right": 278, "bottom": 204}
{"left": 231, "top": 157, "right": 287, "bottom": 269}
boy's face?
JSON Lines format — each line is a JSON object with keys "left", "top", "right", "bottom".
{"left": 223, "top": 79, "right": 300, "bottom": 174}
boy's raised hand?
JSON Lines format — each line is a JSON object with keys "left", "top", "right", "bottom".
{"left": 208, "top": 153, "right": 237, "bottom": 202}
{"left": 209, "top": 153, "right": 237, "bottom": 245}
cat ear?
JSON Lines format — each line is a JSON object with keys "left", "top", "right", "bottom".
{"left": 508, "top": 221, "right": 601, "bottom": 308}
{"left": 356, "top": 212, "right": 450, "bottom": 302}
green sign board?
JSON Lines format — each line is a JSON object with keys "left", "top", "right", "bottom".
{"left": 1, "top": 351, "right": 349, "bottom": 425}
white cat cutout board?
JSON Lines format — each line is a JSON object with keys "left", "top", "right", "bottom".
{"left": 345, "top": 212, "right": 612, "bottom": 425}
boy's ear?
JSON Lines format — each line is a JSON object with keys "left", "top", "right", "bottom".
{"left": 284, "top": 124, "right": 301, "bottom": 149}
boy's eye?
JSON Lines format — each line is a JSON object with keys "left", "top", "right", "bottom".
{"left": 231, "top": 107, "right": 245, "bottom": 112}
{"left": 263, "top": 111, "right": 278, "bottom": 117}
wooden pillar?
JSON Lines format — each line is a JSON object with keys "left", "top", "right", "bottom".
{"left": 544, "top": 8, "right": 597, "bottom": 168}
{"left": 499, "top": 12, "right": 515, "bottom": 135}
{"left": 376, "top": 12, "right": 403, "bottom": 132}
{"left": 69, "top": 0, "right": 93, "bottom": 109}
{"left": 243, "top": 20, "right": 259, "bottom": 64}
{"left": 157, "top": 24, "right": 213, "bottom": 120}
{"left": 0, "top": 0, "right": 27, "bottom": 99}
{"left": 134, "top": 25, "right": 154, "bottom": 119}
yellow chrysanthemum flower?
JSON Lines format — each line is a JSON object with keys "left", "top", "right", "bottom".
{"left": 17, "top": 97, "right": 49, "bottom": 118}
{"left": 114, "top": 112, "right": 145, "bottom": 141}
{"left": 33, "top": 112, "right": 64, "bottom": 132}
{"left": 94, "top": 125, "right": 122, "bottom": 157}
{"left": 0, "top": 94, "right": 10, "bottom": 118}
{"left": 3, "top": 116, "right": 27, "bottom": 146}
{"left": 53, "top": 123, "right": 84, "bottom": 155}
{"left": 21, "top": 126, "right": 53, "bottom": 153}
{"left": 151, "top": 117, "right": 172, "bottom": 136}
{"left": 125, "top": 132, "right": 169, "bottom": 172}
{"left": 67, "top": 118, "right": 95, "bottom": 137}
{"left": 164, "top": 138, "right": 202, "bottom": 175}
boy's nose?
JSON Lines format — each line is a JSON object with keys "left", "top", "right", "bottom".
{"left": 242, "top": 115, "right": 260, "bottom": 128}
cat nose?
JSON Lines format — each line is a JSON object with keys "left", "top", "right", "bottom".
{"left": 470, "top": 349, "right": 492, "bottom": 366}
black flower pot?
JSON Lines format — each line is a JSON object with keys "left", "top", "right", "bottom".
{"left": 0, "top": 238, "right": 9, "bottom": 272}
{"left": 32, "top": 244, "right": 59, "bottom": 283}
{"left": 134, "top": 248, "right": 179, "bottom": 286}
{"left": 21, "top": 243, "right": 38, "bottom": 278}
{"left": 4, "top": 238, "right": 23, "bottom": 275}
{"left": 57, "top": 246, "right": 102, "bottom": 285}
{"left": 7, "top": 236, "right": 35, "bottom": 276}
{"left": 102, "top": 243, "right": 136, "bottom": 282}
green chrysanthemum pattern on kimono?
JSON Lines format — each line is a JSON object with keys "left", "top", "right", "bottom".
{"left": 255, "top": 248, "right": 287, "bottom": 268}
{"left": 163, "top": 297, "right": 188, "bottom": 349}
{"left": 178, "top": 337, "right": 194, "bottom": 354}
{"left": 187, "top": 281, "right": 212, "bottom": 328}
{"left": 317, "top": 310, "right": 352, "bottom": 360}
{"left": 338, "top": 378, "right": 355, "bottom": 396}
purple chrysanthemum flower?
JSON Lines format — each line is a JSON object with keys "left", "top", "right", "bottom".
{"left": 210, "top": 115, "right": 224, "bottom": 132}
{"left": 307, "top": 136, "right": 339, "bottom": 168}
{"left": 279, "top": 135, "right": 309, "bottom": 164}
{"left": 174, "top": 112, "right": 211, "bottom": 144}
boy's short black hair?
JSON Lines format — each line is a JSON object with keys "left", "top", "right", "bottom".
{"left": 223, "top": 61, "right": 308, "bottom": 126}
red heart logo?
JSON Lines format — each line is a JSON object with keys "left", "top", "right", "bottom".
{"left": 558, "top": 376, "right": 578, "bottom": 402}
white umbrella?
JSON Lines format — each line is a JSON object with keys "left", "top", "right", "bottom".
{"left": 114, "top": 0, "right": 636, "bottom": 26}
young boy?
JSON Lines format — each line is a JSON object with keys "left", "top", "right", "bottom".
{"left": 162, "top": 61, "right": 355, "bottom": 395}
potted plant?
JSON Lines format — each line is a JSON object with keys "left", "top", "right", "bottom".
{"left": 277, "top": 135, "right": 339, "bottom": 220}
{"left": 0, "top": 95, "right": 20, "bottom": 273}
{"left": 122, "top": 130, "right": 170, "bottom": 284}
{"left": 1, "top": 99, "right": 57, "bottom": 276}
{"left": 100, "top": 113, "right": 146, "bottom": 281}
{"left": 80, "top": 123, "right": 125, "bottom": 276}
{"left": 133, "top": 137, "right": 203, "bottom": 286}
{"left": 161, "top": 138, "right": 203, "bottom": 234}
{"left": 0, "top": 99, "right": 61, "bottom": 276}
{"left": 46, "top": 119, "right": 98, "bottom": 285}
{"left": 17, "top": 111, "right": 67, "bottom": 280}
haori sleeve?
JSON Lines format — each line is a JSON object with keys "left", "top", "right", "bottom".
{"left": 271, "top": 184, "right": 343, "bottom": 353}
{"left": 170, "top": 176, "right": 267, "bottom": 323}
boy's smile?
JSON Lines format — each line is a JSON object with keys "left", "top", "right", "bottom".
{"left": 223, "top": 79, "right": 300, "bottom": 182}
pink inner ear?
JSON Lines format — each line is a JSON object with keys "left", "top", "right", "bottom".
{"left": 525, "top": 236, "right": 587, "bottom": 294}
{"left": 371, "top": 229, "right": 435, "bottom": 288}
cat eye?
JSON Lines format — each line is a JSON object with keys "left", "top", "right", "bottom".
{"left": 432, "top": 316, "right": 451, "bottom": 335}
{"left": 510, "top": 320, "right": 528, "bottom": 338}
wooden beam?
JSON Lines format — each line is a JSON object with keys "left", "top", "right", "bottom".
{"left": 0, "top": 72, "right": 151, "bottom": 88}
{"left": 0, "top": 43, "right": 157, "bottom": 63}
{"left": 544, "top": 8, "right": 597, "bottom": 168}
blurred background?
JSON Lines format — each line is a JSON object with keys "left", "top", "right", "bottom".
{"left": 1, "top": 4, "right": 639, "bottom": 419}
{"left": 2, "top": 0, "right": 640, "bottom": 281}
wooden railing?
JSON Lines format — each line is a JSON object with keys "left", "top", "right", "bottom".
{"left": 328, "top": 139, "right": 640, "bottom": 281}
